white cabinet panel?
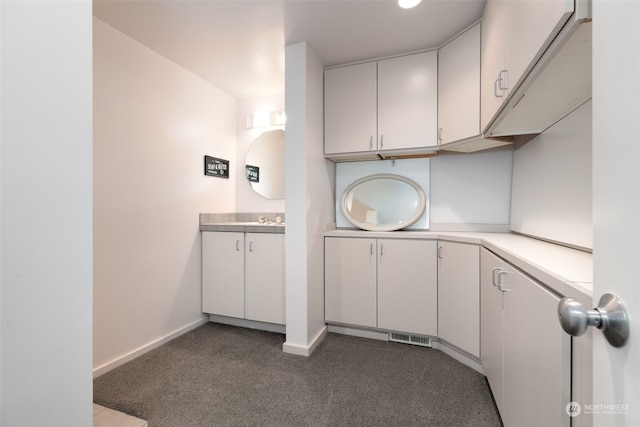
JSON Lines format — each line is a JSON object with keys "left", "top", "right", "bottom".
{"left": 325, "top": 237, "right": 437, "bottom": 335}
{"left": 502, "top": 264, "right": 571, "bottom": 427}
{"left": 324, "top": 62, "right": 377, "bottom": 155}
{"left": 377, "top": 239, "right": 437, "bottom": 336}
{"left": 480, "top": 0, "right": 508, "bottom": 131}
{"left": 438, "top": 23, "right": 481, "bottom": 145}
{"left": 481, "top": 0, "right": 573, "bottom": 132}
{"left": 325, "top": 237, "right": 377, "bottom": 327}
{"left": 437, "top": 241, "right": 480, "bottom": 356}
{"left": 324, "top": 51, "right": 437, "bottom": 158}
{"left": 480, "top": 248, "right": 505, "bottom": 415}
{"left": 504, "top": 0, "right": 573, "bottom": 99}
{"left": 377, "top": 51, "right": 438, "bottom": 151}
{"left": 481, "top": 247, "right": 570, "bottom": 427}
{"left": 245, "top": 233, "right": 285, "bottom": 325}
{"left": 202, "top": 232, "right": 285, "bottom": 325}
{"left": 202, "top": 232, "right": 244, "bottom": 318}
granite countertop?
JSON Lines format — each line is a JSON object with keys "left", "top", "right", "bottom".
{"left": 200, "top": 212, "right": 285, "bottom": 234}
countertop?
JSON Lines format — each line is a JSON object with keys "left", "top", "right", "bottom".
{"left": 200, "top": 222, "right": 285, "bottom": 233}
{"left": 200, "top": 212, "right": 285, "bottom": 234}
{"left": 324, "top": 229, "right": 593, "bottom": 303}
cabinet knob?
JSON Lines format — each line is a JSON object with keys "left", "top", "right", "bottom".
{"left": 557, "top": 293, "right": 629, "bottom": 348}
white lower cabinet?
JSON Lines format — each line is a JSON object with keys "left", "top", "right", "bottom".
{"left": 325, "top": 237, "right": 437, "bottom": 336}
{"left": 481, "top": 247, "right": 570, "bottom": 427}
{"left": 202, "top": 231, "right": 285, "bottom": 325}
{"left": 437, "top": 241, "right": 480, "bottom": 357}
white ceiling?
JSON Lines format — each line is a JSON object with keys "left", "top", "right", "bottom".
{"left": 93, "top": 0, "right": 486, "bottom": 99}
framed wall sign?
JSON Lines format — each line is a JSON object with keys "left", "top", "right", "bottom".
{"left": 204, "top": 155, "right": 229, "bottom": 178}
{"left": 245, "top": 164, "right": 260, "bottom": 183}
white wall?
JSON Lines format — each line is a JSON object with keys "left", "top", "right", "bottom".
{"left": 430, "top": 149, "right": 513, "bottom": 230}
{"left": 283, "top": 42, "right": 335, "bottom": 356}
{"left": 511, "top": 100, "right": 592, "bottom": 250}
{"left": 93, "top": 19, "right": 236, "bottom": 374}
{"left": 1, "top": 1, "right": 93, "bottom": 425}
{"left": 236, "top": 93, "right": 286, "bottom": 212}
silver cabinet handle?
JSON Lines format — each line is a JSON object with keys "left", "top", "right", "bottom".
{"left": 369, "top": 136, "right": 374, "bottom": 151}
{"left": 370, "top": 243, "right": 374, "bottom": 255}
{"left": 497, "top": 270, "right": 510, "bottom": 292}
{"left": 494, "top": 78, "right": 503, "bottom": 98}
{"left": 438, "top": 246, "right": 443, "bottom": 259}
{"left": 491, "top": 267, "right": 501, "bottom": 287}
{"left": 497, "top": 69, "right": 508, "bottom": 91}
{"left": 236, "top": 240, "right": 240, "bottom": 251}
{"left": 558, "top": 293, "right": 629, "bottom": 348}
{"left": 379, "top": 134, "right": 384, "bottom": 150}
{"left": 379, "top": 243, "right": 384, "bottom": 256}
{"left": 438, "top": 128, "right": 443, "bottom": 145}
{"left": 249, "top": 240, "right": 253, "bottom": 252}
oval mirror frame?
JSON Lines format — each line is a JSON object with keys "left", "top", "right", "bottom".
{"left": 340, "top": 174, "right": 426, "bottom": 232}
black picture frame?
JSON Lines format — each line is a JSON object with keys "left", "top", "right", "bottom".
{"left": 204, "top": 155, "right": 230, "bottom": 178}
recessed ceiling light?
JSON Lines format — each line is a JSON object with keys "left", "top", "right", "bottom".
{"left": 398, "top": 0, "right": 422, "bottom": 9}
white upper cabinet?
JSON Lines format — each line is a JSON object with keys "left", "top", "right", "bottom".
{"left": 377, "top": 51, "right": 438, "bottom": 152}
{"left": 324, "top": 51, "right": 437, "bottom": 160}
{"left": 324, "top": 62, "right": 377, "bottom": 156}
{"left": 481, "top": 0, "right": 574, "bottom": 133}
{"left": 480, "top": 0, "right": 508, "bottom": 131}
{"left": 438, "top": 23, "right": 481, "bottom": 146}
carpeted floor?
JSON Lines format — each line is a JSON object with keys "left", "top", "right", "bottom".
{"left": 94, "top": 323, "right": 502, "bottom": 426}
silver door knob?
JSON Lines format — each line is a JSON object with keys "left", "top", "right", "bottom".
{"left": 557, "top": 293, "right": 629, "bottom": 348}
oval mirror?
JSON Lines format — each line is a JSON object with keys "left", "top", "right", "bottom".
{"left": 245, "top": 129, "right": 284, "bottom": 199}
{"left": 340, "top": 174, "right": 426, "bottom": 232}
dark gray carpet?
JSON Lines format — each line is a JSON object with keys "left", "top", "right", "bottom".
{"left": 94, "top": 323, "right": 501, "bottom": 426}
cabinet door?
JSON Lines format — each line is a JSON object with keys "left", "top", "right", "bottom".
{"left": 245, "top": 233, "right": 285, "bottom": 325}
{"left": 325, "top": 237, "right": 377, "bottom": 327}
{"left": 480, "top": 247, "right": 505, "bottom": 416}
{"left": 437, "top": 241, "right": 480, "bottom": 356}
{"left": 438, "top": 24, "right": 481, "bottom": 145}
{"left": 202, "top": 232, "right": 244, "bottom": 318}
{"left": 504, "top": 0, "right": 573, "bottom": 100}
{"left": 324, "top": 62, "right": 377, "bottom": 155}
{"left": 377, "top": 239, "right": 437, "bottom": 336}
{"left": 378, "top": 51, "right": 438, "bottom": 151}
{"left": 502, "top": 267, "right": 571, "bottom": 427}
{"left": 480, "top": 0, "right": 507, "bottom": 131}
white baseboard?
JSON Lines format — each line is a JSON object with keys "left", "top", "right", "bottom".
{"left": 207, "top": 314, "right": 286, "bottom": 334}
{"left": 327, "top": 324, "right": 484, "bottom": 375}
{"left": 327, "top": 324, "right": 389, "bottom": 341}
{"left": 283, "top": 325, "right": 328, "bottom": 356}
{"left": 433, "top": 340, "right": 484, "bottom": 375}
{"left": 93, "top": 316, "right": 209, "bottom": 378}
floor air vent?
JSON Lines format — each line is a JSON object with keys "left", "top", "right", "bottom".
{"left": 389, "top": 332, "right": 432, "bottom": 347}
